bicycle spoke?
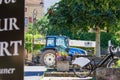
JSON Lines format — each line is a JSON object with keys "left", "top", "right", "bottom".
{"left": 73, "top": 64, "right": 92, "bottom": 78}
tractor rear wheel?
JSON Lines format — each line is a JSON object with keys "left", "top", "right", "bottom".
{"left": 40, "top": 50, "right": 56, "bottom": 67}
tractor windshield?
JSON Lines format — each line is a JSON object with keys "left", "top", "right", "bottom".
{"left": 46, "top": 38, "right": 55, "bottom": 46}
{"left": 56, "top": 37, "right": 68, "bottom": 48}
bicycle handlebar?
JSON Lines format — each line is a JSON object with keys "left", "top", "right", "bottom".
{"left": 108, "top": 46, "right": 117, "bottom": 55}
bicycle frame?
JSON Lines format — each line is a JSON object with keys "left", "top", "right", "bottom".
{"left": 98, "top": 53, "right": 114, "bottom": 67}
{"left": 90, "top": 49, "right": 114, "bottom": 71}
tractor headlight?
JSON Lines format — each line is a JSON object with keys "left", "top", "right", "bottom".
{"left": 84, "top": 51, "right": 88, "bottom": 55}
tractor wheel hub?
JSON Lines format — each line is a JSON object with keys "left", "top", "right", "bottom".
{"left": 44, "top": 53, "right": 55, "bottom": 66}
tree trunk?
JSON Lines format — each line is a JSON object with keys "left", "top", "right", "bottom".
{"left": 107, "top": 26, "right": 109, "bottom": 33}
{"left": 96, "top": 26, "right": 101, "bottom": 57}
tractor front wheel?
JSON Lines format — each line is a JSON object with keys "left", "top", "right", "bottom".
{"left": 40, "top": 50, "right": 56, "bottom": 67}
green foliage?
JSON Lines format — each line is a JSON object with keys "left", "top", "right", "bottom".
{"left": 111, "top": 31, "right": 120, "bottom": 46}
{"left": 35, "top": 16, "right": 49, "bottom": 36}
{"left": 100, "top": 32, "right": 112, "bottom": 48}
{"left": 33, "top": 44, "right": 42, "bottom": 51}
{"left": 46, "top": 0, "right": 89, "bottom": 37}
{"left": 24, "top": 33, "right": 33, "bottom": 53}
{"left": 72, "top": 0, "right": 120, "bottom": 28}
{"left": 24, "top": 24, "right": 43, "bottom": 53}
{"left": 79, "top": 32, "right": 117, "bottom": 48}
{"left": 79, "top": 32, "right": 96, "bottom": 41}
{"left": 111, "top": 59, "right": 120, "bottom": 68}
{"left": 25, "top": 32, "right": 42, "bottom": 53}
{"left": 117, "top": 60, "right": 120, "bottom": 67}
{"left": 48, "top": 0, "right": 120, "bottom": 30}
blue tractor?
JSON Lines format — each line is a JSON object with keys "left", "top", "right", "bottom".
{"left": 40, "top": 36, "right": 87, "bottom": 67}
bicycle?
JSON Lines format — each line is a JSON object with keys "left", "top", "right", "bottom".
{"left": 72, "top": 46, "right": 120, "bottom": 78}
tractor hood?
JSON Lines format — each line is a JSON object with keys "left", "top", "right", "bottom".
{"left": 68, "top": 47, "right": 87, "bottom": 56}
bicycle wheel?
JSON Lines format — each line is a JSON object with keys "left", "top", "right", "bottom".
{"left": 73, "top": 63, "right": 92, "bottom": 78}
{"left": 107, "top": 59, "right": 120, "bottom": 68}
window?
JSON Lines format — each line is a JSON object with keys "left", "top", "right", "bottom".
{"left": 29, "top": 17, "right": 32, "bottom": 23}
{"left": 25, "top": 7, "right": 27, "bottom": 12}
{"left": 56, "top": 38, "right": 67, "bottom": 48}
{"left": 24, "top": 17, "right": 28, "bottom": 27}
{"left": 46, "top": 38, "right": 55, "bottom": 46}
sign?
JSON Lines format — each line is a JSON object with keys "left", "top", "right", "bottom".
{"left": 69, "top": 40, "right": 96, "bottom": 47}
{"left": 0, "top": 0, "right": 24, "bottom": 80}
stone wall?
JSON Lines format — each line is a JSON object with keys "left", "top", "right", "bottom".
{"left": 96, "top": 68, "right": 120, "bottom": 80}
{"left": 57, "top": 61, "right": 69, "bottom": 71}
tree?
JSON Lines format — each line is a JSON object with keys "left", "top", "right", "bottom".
{"left": 47, "top": 0, "right": 89, "bottom": 39}
{"left": 47, "top": 0, "right": 120, "bottom": 57}
{"left": 35, "top": 16, "right": 49, "bottom": 36}
{"left": 25, "top": 24, "right": 42, "bottom": 53}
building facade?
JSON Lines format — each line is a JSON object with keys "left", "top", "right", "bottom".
{"left": 25, "top": 0, "right": 43, "bottom": 28}
{"left": 25, "top": 0, "right": 61, "bottom": 29}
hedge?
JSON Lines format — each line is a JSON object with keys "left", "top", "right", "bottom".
{"left": 79, "top": 32, "right": 116, "bottom": 48}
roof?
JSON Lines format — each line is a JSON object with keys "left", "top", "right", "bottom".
{"left": 25, "top": 0, "right": 41, "bottom": 4}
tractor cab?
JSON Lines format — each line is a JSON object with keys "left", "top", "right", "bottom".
{"left": 42, "top": 36, "right": 69, "bottom": 52}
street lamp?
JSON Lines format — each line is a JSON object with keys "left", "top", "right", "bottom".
{"left": 40, "top": 1, "right": 44, "bottom": 7}
{"left": 33, "top": 9, "right": 37, "bottom": 24}
{"left": 32, "top": 9, "right": 37, "bottom": 53}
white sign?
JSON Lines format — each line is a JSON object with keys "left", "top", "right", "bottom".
{"left": 72, "top": 57, "right": 90, "bottom": 67}
{"left": 69, "top": 40, "right": 96, "bottom": 47}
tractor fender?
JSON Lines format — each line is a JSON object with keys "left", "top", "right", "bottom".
{"left": 68, "top": 47, "right": 87, "bottom": 56}
{"left": 41, "top": 47, "right": 57, "bottom": 53}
